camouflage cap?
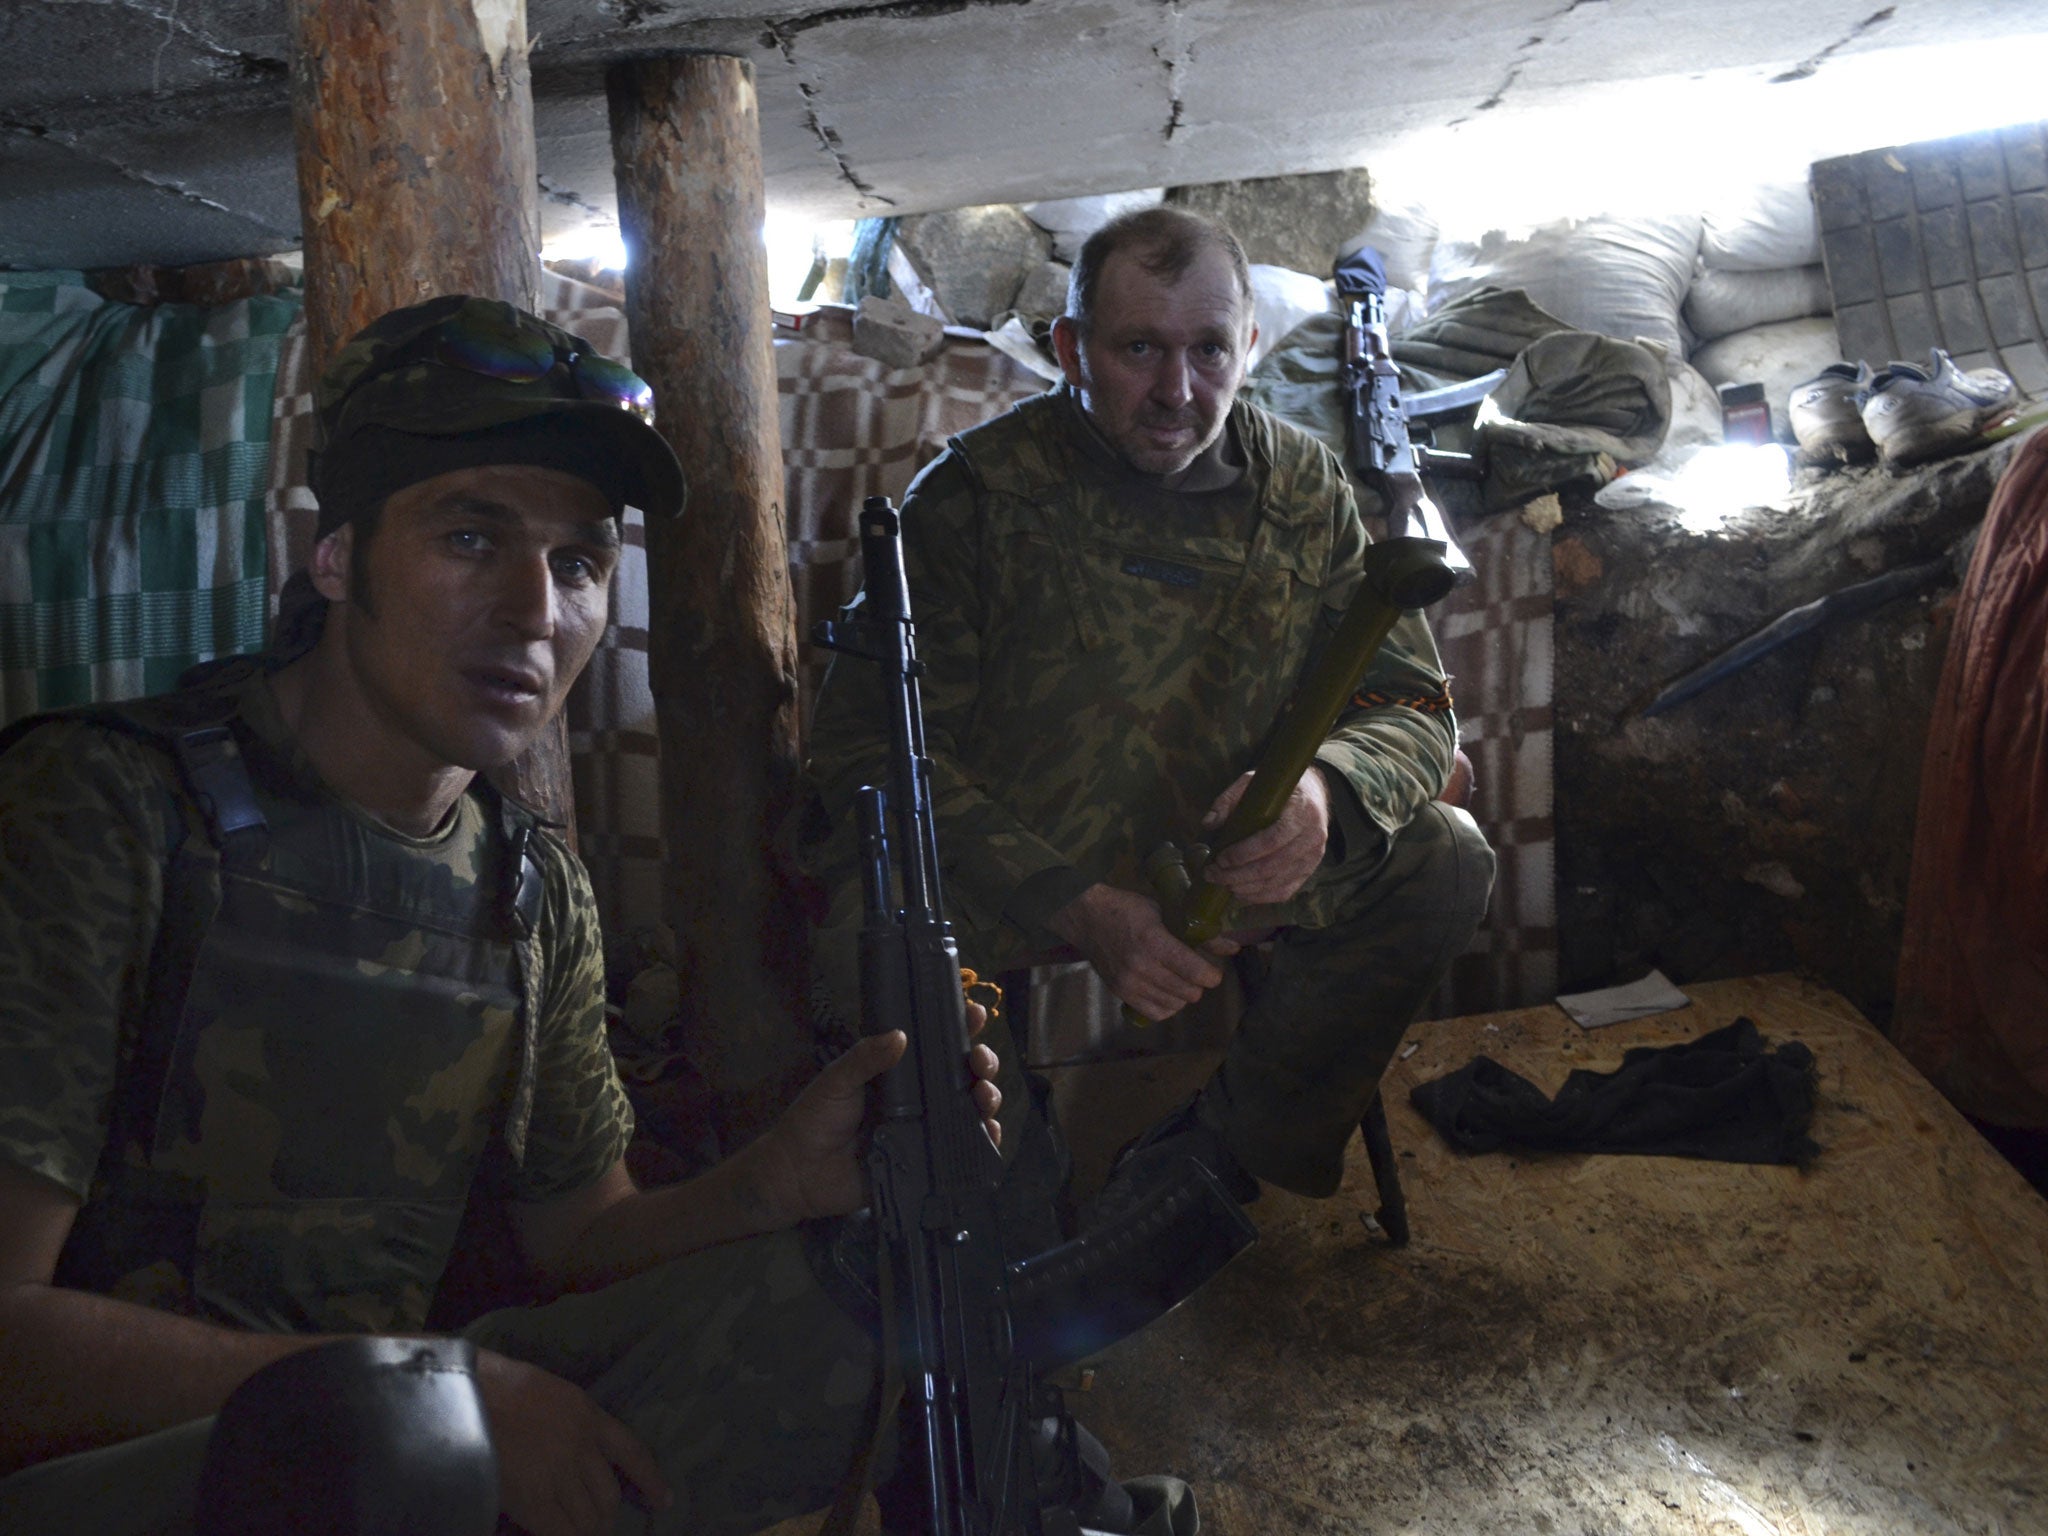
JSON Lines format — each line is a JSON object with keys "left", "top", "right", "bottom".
{"left": 310, "top": 294, "right": 686, "bottom": 529}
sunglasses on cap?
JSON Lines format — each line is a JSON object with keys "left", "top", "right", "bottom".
{"left": 341, "top": 303, "right": 656, "bottom": 425}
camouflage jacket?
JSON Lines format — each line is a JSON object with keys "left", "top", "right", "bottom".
{"left": 0, "top": 660, "right": 632, "bottom": 1335}
{"left": 805, "top": 385, "right": 1458, "bottom": 972}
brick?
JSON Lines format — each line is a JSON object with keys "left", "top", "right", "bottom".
{"left": 1932, "top": 284, "right": 1990, "bottom": 356}
{"left": 1907, "top": 144, "right": 1961, "bottom": 211}
{"left": 2002, "top": 123, "right": 2048, "bottom": 193}
{"left": 1833, "top": 301, "right": 1892, "bottom": 366}
{"left": 1918, "top": 205, "right": 1970, "bottom": 287}
{"left": 1968, "top": 201, "right": 2018, "bottom": 277}
{"left": 2015, "top": 191, "right": 2048, "bottom": 270}
{"left": 1977, "top": 273, "right": 2036, "bottom": 347}
{"left": 1809, "top": 158, "right": 1868, "bottom": 232}
{"left": 1863, "top": 152, "right": 1916, "bottom": 222}
{"left": 1821, "top": 226, "right": 1880, "bottom": 304}
{"left": 1957, "top": 133, "right": 2009, "bottom": 203}
{"left": 2001, "top": 340, "right": 2048, "bottom": 396}
{"left": 850, "top": 293, "right": 945, "bottom": 369}
{"left": 1874, "top": 216, "right": 1923, "bottom": 297}
{"left": 1886, "top": 292, "right": 1938, "bottom": 359}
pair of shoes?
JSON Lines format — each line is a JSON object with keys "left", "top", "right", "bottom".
{"left": 1787, "top": 361, "right": 1875, "bottom": 464}
{"left": 1084, "top": 1098, "right": 1260, "bottom": 1232}
{"left": 1787, "top": 351, "right": 2021, "bottom": 470}
{"left": 1860, "top": 350, "right": 2021, "bottom": 468}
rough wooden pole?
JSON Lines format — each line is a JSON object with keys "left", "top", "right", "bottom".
{"left": 607, "top": 54, "right": 811, "bottom": 1145}
{"left": 288, "top": 0, "right": 574, "bottom": 828}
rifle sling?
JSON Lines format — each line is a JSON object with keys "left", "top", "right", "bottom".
{"left": 818, "top": 1238, "right": 905, "bottom": 1536}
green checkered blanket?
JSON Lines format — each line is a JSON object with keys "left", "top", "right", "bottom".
{"left": 0, "top": 271, "right": 300, "bottom": 717}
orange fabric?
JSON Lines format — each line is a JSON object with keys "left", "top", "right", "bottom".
{"left": 1893, "top": 426, "right": 2048, "bottom": 1125}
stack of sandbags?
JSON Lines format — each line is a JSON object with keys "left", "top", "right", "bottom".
{"left": 1425, "top": 209, "right": 1704, "bottom": 361}
{"left": 1684, "top": 179, "right": 1843, "bottom": 434}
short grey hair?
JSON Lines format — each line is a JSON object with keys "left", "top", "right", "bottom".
{"left": 1065, "top": 206, "right": 1254, "bottom": 336}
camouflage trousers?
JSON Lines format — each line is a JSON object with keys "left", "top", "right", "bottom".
{"left": 815, "top": 799, "right": 1495, "bottom": 1205}
{"left": 1199, "top": 800, "right": 1495, "bottom": 1196}
{"left": 0, "top": 1229, "right": 876, "bottom": 1536}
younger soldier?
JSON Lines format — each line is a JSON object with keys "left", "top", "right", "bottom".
{"left": 0, "top": 296, "right": 1017, "bottom": 1536}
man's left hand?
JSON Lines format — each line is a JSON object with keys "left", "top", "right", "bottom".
{"left": 1202, "top": 766, "right": 1332, "bottom": 907}
{"left": 739, "top": 1003, "right": 1002, "bottom": 1227}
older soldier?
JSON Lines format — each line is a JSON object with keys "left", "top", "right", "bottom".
{"left": 0, "top": 297, "right": 1015, "bottom": 1536}
{"left": 806, "top": 207, "right": 1495, "bottom": 1213}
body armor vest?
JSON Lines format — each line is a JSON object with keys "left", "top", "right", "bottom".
{"left": 8, "top": 658, "right": 547, "bottom": 1334}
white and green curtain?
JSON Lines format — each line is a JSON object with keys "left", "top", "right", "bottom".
{"left": 0, "top": 270, "right": 300, "bottom": 718}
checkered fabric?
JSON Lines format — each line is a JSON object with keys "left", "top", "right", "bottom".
{"left": 1427, "top": 512, "right": 1558, "bottom": 1015}
{"left": 1, "top": 270, "right": 299, "bottom": 719}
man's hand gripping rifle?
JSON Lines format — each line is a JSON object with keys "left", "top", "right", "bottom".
{"left": 815, "top": 498, "right": 1257, "bottom": 1535}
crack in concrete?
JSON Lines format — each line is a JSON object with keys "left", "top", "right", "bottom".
{"left": 537, "top": 175, "right": 608, "bottom": 216}
{"left": 1155, "top": 0, "right": 1190, "bottom": 143}
{"left": 1451, "top": 6, "right": 1599, "bottom": 126}
{"left": 1771, "top": 6, "right": 1895, "bottom": 84}
{"left": 0, "top": 108, "right": 290, "bottom": 238}
{"left": 1479, "top": 61, "right": 1525, "bottom": 111}
{"left": 87, "top": 0, "right": 251, "bottom": 82}
{"left": 765, "top": 18, "right": 896, "bottom": 205}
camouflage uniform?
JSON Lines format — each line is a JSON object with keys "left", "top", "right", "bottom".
{"left": 0, "top": 661, "right": 874, "bottom": 1536}
{"left": 806, "top": 385, "right": 1495, "bottom": 1197}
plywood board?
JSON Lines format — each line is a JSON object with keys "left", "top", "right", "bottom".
{"left": 1068, "top": 974, "right": 2048, "bottom": 1535}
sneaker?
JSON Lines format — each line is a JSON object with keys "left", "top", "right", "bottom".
{"left": 1787, "top": 361, "right": 1874, "bottom": 464}
{"left": 1084, "top": 1099, "right": 1260, "bottom": 1232}
{"left": 1859, "top": 350, "right": 2020, "bottom": 469}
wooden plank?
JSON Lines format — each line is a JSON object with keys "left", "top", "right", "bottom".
{"left": 1065, "top": 974, "right": 2048, "bottom": 1534}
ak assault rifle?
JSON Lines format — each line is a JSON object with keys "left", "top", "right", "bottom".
{"left": 814, "top": 498, "right": 1257, "bottom": 1536}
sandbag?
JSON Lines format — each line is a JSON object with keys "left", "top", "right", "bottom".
{"left": 1427, "top": 211, "right": 1703, "bottom": 361}
{"left": 1700, "top": 178, "right": 1823, "bottom": 271}
{"left": 1683, "top": 265, "right": 1833, "bottom": 343}
{"left": 1021, "top": 190, "right": 1166, "bottom": 263}
{"left": 1339, "top": 196, "right": 1440, "bottom": 294}
{"left": 1248, "top": 264, "right": 1333, "bottom": 370}
{"left": 1690, "top": 317, "right": 1843, "bottom": 439}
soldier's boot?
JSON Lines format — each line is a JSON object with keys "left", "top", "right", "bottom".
{"left": 194, "top": 1337, "right": 498, "bottom": 1536}
{"left": 871, "top": 1388, "right": 1198, "bottom": 1535}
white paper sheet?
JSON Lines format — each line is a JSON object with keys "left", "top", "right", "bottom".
{"left": 1556, "top": 969, "right": 1691, "bottom": 1028}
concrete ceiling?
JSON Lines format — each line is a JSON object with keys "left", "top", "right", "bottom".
{"left": 3, "top": 0, "right": 2046, "bottom": 273}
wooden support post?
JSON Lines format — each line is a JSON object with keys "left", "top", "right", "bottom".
{"left": 287, "top": 0, "right": 574, "bottom": 828}
{"left": 607, "top": 54, "right": 811, "bottom": 1144}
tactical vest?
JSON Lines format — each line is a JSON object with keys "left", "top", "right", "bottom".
{"left": 0, "top": 657, "right": 548, "bottom": 1335}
